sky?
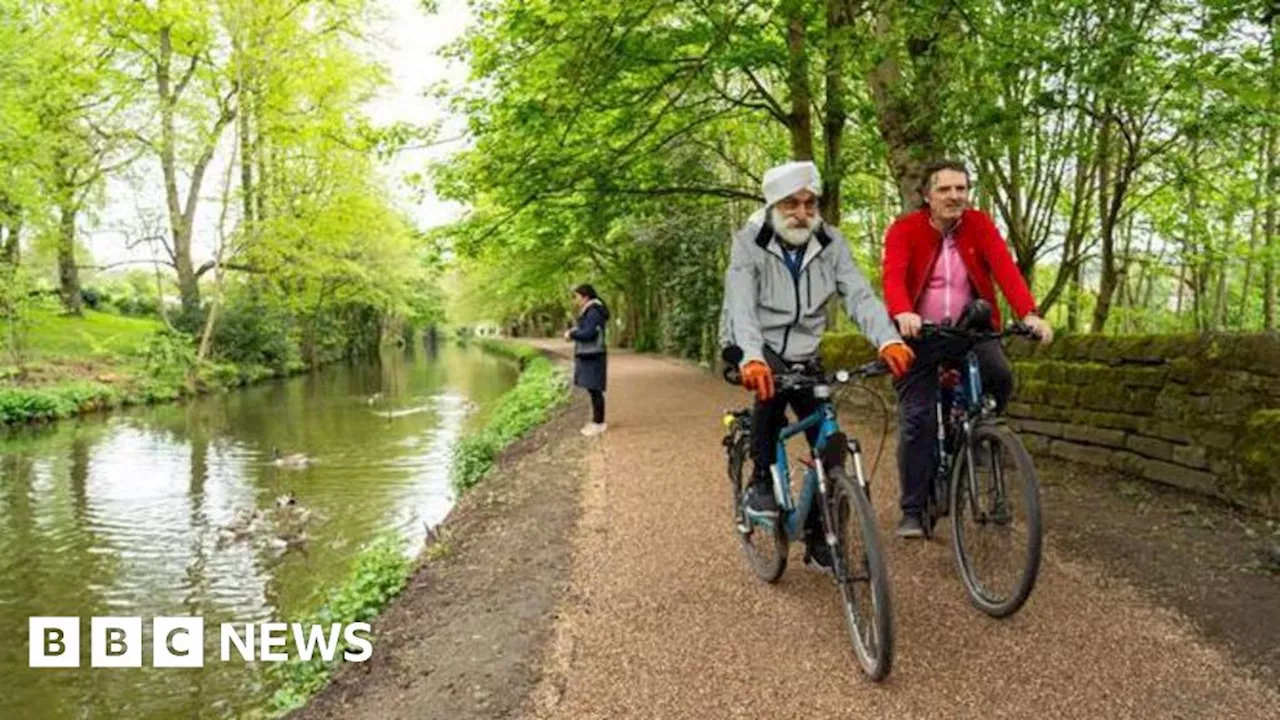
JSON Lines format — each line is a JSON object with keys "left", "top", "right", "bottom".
{"left": 84, "top": 0, "right": 474, "bottom": 270}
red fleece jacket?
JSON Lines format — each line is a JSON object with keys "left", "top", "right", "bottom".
{"left": 882, "top": 207, "right": 1037, "bottom": 328}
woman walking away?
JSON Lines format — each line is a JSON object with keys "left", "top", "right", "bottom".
{"left": 565, "top": 284, "right": 610, "bottom": 436}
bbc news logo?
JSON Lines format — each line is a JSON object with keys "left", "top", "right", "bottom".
{"left": 29, "top": 617, "right": 373, "bottom": 668}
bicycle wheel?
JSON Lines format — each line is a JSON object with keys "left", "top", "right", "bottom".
{"left": 827, "top": 464, "right": 894, "bottom": 680}
{"left": 950, "top": 422, "right": 1042, "bottom": 618}
{"left": 727, "top": 434, "right": 787, "bottom": 583}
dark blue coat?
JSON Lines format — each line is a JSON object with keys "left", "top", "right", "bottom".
{"left": 569, "top": 300, "right": 609, "bottom": 391}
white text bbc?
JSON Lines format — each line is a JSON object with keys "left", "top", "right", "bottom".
{"left": 29, "top": 617, "right": 373, "bottom": 668}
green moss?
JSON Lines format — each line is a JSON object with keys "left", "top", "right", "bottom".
{"left": 818, "top": 333, "right": 877, "bottom": 369}
{"left": 1233, "top": 410, "right": 1280, "bottom": 499}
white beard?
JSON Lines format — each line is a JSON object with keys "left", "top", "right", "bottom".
{"left": 770, "top": 207, "right": 822, "bottom": 247}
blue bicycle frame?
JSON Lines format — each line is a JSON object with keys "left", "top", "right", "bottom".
{"left": 766, "top": 398, "right": 860, "bottom": 542}
{"left": 936, "top": 351, "right": 987, "bottom": 472}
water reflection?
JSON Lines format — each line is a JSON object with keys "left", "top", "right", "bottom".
{"left": 0, "top": 342, "right": 519, "bottom": 718}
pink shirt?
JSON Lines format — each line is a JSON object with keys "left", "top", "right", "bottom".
{"left": 916, "top": 229, "right": 973, "bottom": 324}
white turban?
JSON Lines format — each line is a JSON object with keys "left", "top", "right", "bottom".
{"left": 762, "top": 160, "right": 822, "bottom": 207}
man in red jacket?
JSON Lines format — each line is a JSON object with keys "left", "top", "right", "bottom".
{"left": 881, "top": 160, "right": 1053, "bottom": 538}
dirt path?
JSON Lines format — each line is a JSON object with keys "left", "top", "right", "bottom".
{"left": 525, "top": 345, "right": 1280, "bottom": 720}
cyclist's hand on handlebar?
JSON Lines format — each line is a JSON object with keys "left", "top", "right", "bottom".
{"left": 879, "top": 341, "right": 915, "bottom": 380}
{"left": 741, "top": 360, "right": 775, "bottom": 401}
{"left": 1021, "top": 313, "right": 1054, "bottom": 345}
{"left": 894, "top": 312, "right": 923, "bottom": 339}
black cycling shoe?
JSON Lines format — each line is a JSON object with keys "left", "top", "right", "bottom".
{"left": 805, "top": 539, "right": 834, "bottom": 573}
{"left": 744, "top": 484, "right": 780, "bottom": 520}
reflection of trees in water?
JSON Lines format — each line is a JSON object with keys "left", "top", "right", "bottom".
{"left": 0, "top": 430, "right": 128, "bottom": 717}
{"left": 0, "top": 345, "right": 523, "bottom": 718}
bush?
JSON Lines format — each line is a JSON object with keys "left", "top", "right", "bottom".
{"left": 212, "top": 296, "right": 294, "bottom": 369}
{"left": 450, "top": 343, "right": 569, "bottom": 493}
{"left": 0, "top": 382, "right": 119, "bottom": 423}
{"left": 131, "top": 327, "right": 197, "bottom": 384}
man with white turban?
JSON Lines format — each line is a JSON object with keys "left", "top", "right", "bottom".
{"left": 720, "top": 160, "right": 914, "bottom": 570}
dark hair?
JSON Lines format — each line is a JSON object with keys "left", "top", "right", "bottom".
{"left": 573, "top": 284, "right": 598, "bottom": 301}
{"left": 918, "top": 160, "right": 971, "bottom": 206}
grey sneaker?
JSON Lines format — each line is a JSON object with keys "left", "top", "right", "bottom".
{"left": 896, "top": 513, "right": 925, "bottom": 539}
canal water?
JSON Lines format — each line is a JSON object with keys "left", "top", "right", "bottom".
{"left": 0, "top": 340, "right": 520, "bottom": 718}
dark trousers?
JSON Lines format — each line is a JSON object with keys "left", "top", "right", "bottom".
{"left": 588, "top": 389, "right": 605, "bottom": 424}
{"left": 750, "top": 387, "right": 823, "bottom": 535}
{"left": 894, "top": 336, "right": 1013, "bottom": 515}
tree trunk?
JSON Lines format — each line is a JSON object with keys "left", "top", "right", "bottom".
{"left": 1264, "top": 8, "right": 1279, "bottom": 330}
{"left": 1091, "top": 111, "right": 1117, "bottom": 333}
{"left": 1265, "top": 120, "right": 1277, "bottom": 331}
{"left": 1176, "top": 261, "right": 1186, "bottom": 320}
{"left": 820, "top": 0, "right": 854, "bottom": 225}
{"left": 239, "top": 82, "right": 254, "bottom": 226}
{"left": 1212, "top": 206, "right": 1234, "bottom": 331}
{"left": 867, "top": 5, "right": 943, "bottom": 210}
{"left": 1067, "top": 261, "right": 1082, "bottom": 334}
{"left": 57, "top": 201, "right": 83, "bottom": 316}
{"left": 1, "top": 217, "right": 20, "bottom": 267}
{"left": 1239, "top": 127, "right": 1267, "bottom": 326}
{"left": 157, "top": 25, "right": 235, "bottom": 324}
{"left": 785, "top": 0, "right": 814, "bottom": 162}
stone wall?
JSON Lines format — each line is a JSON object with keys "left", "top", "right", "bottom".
{"left": 819, "top": 332, "right": 1280, "bottom": 516}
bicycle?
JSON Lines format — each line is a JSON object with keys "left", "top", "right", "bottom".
{"left": 720, "top": 347, "right": 894, "bottom": 681}
{"left": 916, "top": 306, "right": 1043, "bottom": 619}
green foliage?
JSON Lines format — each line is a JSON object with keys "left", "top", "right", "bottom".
{"left": 0, "top": 381, "right": 118, "bottom": 423}
{"left": 132, "top": 327, "right": 197, "bottom": 382}
{"left": 440, "top": 0, "right": 1280, "bottom": 340}
{"left": 0, "top": 264, "right": 36, "bottom": 363}
{"left": 265, "top": 534, "right": 413, "bottom": 716}
{"left": 450, "top": 342, "right": 570, "bottom": 493}
{"left": 211, "top": 291, "right": 295, "bottom": 369}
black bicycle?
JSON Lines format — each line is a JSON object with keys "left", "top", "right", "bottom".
{"left": 918, "top": 303, "right": 1043, "bottom": 618}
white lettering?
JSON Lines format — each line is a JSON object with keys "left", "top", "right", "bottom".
{"left": 259, "top": 622, "right": 289, "bottom": 661}
{"left": 343, "top": 623, "right": 373, "bottom": 662}
{"left": 220, "top": 624, "right": 255, "bottom": 662}
{"left": 291, "top": 623, "right": 342, "bottom": 662}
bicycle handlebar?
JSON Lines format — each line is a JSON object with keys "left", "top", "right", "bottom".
{"left": 723, "top": 359, "right": 888, "bottom": 390}
{"left": 918, "top": 322, "right": 1037, "bottom": 343}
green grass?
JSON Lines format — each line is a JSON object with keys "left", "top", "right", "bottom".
{"left": 20, "top": 307, "right": 162, "bottom": 360}
{"left": 451, "top": 339, "right": 570, "bottom": 493}
{"left": 262, "top": 535, "right": 414, "bottom": 717}
{"left": 0, "top": 308, "right": 312, "bottom": 426}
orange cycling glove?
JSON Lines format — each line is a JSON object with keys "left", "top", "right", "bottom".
{"left": 879, "top": 342, "right": 915, "bottom": 380}
{"left": 740, "top": 360, "right": 775, "bottom": 402}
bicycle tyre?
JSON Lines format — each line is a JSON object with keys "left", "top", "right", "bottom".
{"left": 828, "top": 465, "right": 894, "bottom": 680}
{"left": 728, "top": 434, "right": 787, "bottom": 583}
{"left": 950, "top": 421, "right": 1042, "bottom": 618}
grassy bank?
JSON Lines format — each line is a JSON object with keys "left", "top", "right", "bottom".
{"left": 1, "top": 308, "right": 310, "bottom": 425}
{"left": 263, "top": 338, "right": 569, "bottom": 716}
{"left": 450, "top": 339, "right": 571, "bottom": 493}
{"left": 262, "top": 535, "right": 414, "bottom": 717}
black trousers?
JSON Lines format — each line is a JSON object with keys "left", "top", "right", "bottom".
{"left": 750, "top": 386, "right": 824, "bottom": 535}
{"left": 894, "top": 335, "right": 1013, "bottom": 515}
{"left": 588, "top": 389, "right": 605, "bottom": 424}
